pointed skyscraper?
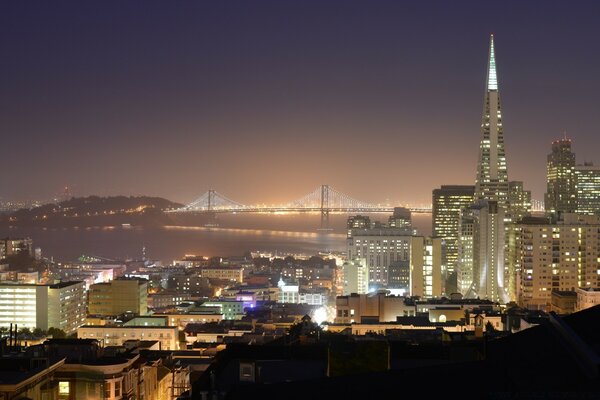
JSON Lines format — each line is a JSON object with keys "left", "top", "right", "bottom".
{"left": 458, "top": 35, "right": 514, "bottom": 304}
{"left": 475, "top": 34, "right": 509, "bottom": 204}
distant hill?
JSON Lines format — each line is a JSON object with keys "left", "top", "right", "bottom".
{"left": 0, "top": 196, "right": 183, "bottom": 227}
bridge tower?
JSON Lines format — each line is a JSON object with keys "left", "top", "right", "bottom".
{"left": 319, "top": 184, "right": 332, "bottom": 231}
{"left": 205, "top": 189, "right": 218, "bottom": 226}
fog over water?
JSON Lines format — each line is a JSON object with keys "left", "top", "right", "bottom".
{"left": 1, "top": 213, "right": 431, "bottom": 263}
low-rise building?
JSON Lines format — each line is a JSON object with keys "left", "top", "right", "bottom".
{"left": 77, "top": 325, "right": 179, "bottom": 350}
{"left": 575, "top": 287, "right": 600, "bottom": 311}
{"left": 550, "top": 291, "right": 577, "bottom": 314}
{"left": 200, "top": 266, "right": 244, "bottom": 283}
{"left": 334, "top": 293, "right": 414, "bottom": 324}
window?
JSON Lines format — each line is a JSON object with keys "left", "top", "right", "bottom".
{"left": 59, "top": 381, "right": 70, "bottom": 395}
{"left": 104, "top": 382, "right": 111, "bottom": 399}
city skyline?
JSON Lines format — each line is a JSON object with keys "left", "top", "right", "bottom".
{"left": 2, "top": 2, "right": 600, "bottom": 205}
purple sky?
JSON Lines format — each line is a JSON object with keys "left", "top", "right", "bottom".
{"left": 1, "top": 1, "right": 600, "bottom": 206}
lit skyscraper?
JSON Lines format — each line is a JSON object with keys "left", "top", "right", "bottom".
{"left": 462, "top": 35, "right": 513, "bottom": 303}
{"left": 545, "top": 137, "right": 577, "bottom": 215}
{"left": 475, "top": 34, "right": 509, "bottom": 205}
{"left": 432, "top": 185, "right": 475, "bottom": 292}
{"left": 575, "top": 162, "right": 600, "bottom": 215}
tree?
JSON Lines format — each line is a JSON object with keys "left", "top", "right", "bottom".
{"left": 18, "top": 327, "right": 32, "bottom": 336}
{"left": 289, "top": 315, "right": 322, "bottom": 340}
{"left": 47, "top": 327, "right": 67, "bottom": 338}
{"left": 33, "top": 327, "right": 46, "bottom": 337}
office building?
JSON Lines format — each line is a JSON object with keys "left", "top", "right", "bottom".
{"left": 88, "top": 278, "right": 148, "bottom": 316}
{"left": 347, "top": 227, "right": 411, "bottom": 287}
{"left": 508, "top": 181, "right": 532, "bottom": 222}
{"left": 474, "top": 35, "right": 509, "bottom": 206}
{"left": 575, "top": 162, "right": 600, "bottom": 215}
{"left": 432, "top": 185, "right": 475, "bottom": 288}
{"left": 387, "top": 207, "right": 412, "bottom": 229}
{"left": 545, "top": 137, "right": 577, "bottom": 215}
{"left": 347, "top": 215, "right": 371, "bottom": 237}
{"left": 0, "top": 281, "right": 86, "bottom": 334}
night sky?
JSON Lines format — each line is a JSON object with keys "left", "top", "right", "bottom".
{"left": 2, "top": 1, "right": 600, "bottom": 206}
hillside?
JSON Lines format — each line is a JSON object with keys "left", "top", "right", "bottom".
{"left": 0, "top": 196, "right": 183, "bottom": 227}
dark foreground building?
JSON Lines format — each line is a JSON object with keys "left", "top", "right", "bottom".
{"left": 191, "top": 306, "right": 600, "bottom": 399}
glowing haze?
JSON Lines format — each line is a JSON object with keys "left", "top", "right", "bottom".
{"left": 2, "top": 1, "right": 600, "bottom": 206}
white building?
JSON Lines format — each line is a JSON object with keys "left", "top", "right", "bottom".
{"left": 347, "top": 228, "right": 411, "bottom": 287}
{"left": 458, "top": 201, "right": 507, "bottom": 303}
{"left": 77, "top": 325, "right": 179, "bottom": 350}
{"left": 341, "top": 259, "right": 369, "bottom": 295}
{"left": 0, "top": 281, "right": 86, "bottom": 334}
{"left": 277, "top": 278, "right": 299, "bottom": 303}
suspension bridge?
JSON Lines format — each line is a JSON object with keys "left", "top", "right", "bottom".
{"left": 168, "top": 185, "right": 544, "bottom": 229}
{"left": 168, "top": 185, "right": 427, "bottom": 229}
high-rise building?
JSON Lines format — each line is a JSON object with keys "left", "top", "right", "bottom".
{"left": 388, "top": 207, "right": 412, "bottom": 229}
{"left": 467, "top": 35, "right": 513, "bottom": 303}
{"left": 347, "top": 215, "right": 371, "bottom": 237}
{"left": 474, "top": 34, "right": 509, "bottom": 206}
{"left": 508, "top": 181, "right": 532, "bottom": 222}
{"left": 545, "top": 138, "right": 577, "bottom": 215}
{"left": 347, "top": 227, "right": 412, "bottom": 287}
{"left": 410, "top": 236, "right": 443, "bottom": 298}
{"left": 457, "top": 212, "right": 475, "bottom": 296}
{"left": 347, "top": 226, "right": 442, "bottom": 297}
{"left": 0, "top": 281, "right": 86, "bottom": 334}
{"left": 516, "top": 214, "right": 600, "bottom": 310}
{"left": 88, "top": 278, "right": 148, "bottom": 316}
{"left": 458, "top": 201, "right": 506, "bottom": 302}
{"left": 341, "top": 259, "right": 369, "bottom": 295}
{"left": 575, "top": 162, "right": 600, "bottom": 215}
{"left": 432, "top": 185, "right": 475, "bottom": 289}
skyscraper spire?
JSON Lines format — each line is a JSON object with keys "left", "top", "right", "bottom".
{"left": 475, "top": 34, "right": 508, "bottom": 204}
{"left": 472, "top": 34, "right": 510, "bottom": 304}
{"left": 487, "top": 34, "right": 498, "bottom": 91}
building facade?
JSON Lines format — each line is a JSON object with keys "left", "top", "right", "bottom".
{"left": 516, "top": 214, "right": 600, "bottom": 310}
{"left": 341, "top": 259, "right": 369, "bottom": 295}
{"left": 458, "top": 201, "right": 507, "bottom": 303}
{"left": 575, "top": 162, "right": 600, "bottom": 216}
{"left": 545, "top": 137, "right": 577, "bottom": 215}
{"left": 347, "top": 227, "right": 412, "bottom": 287}
{"left": 432, "top": 185, "right": 475, "bottom": 288}
{"left": 88, "top": 278, "right": 148, "bottom": 316}
{"left": 0, "top": 281, "right": 86, "bottom": 333}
